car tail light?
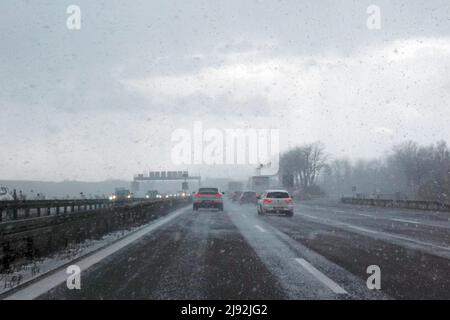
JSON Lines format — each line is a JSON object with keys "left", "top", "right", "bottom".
{"left": 263, "top": 199, "right": 273, "bottom": 203}
{"left": 284, "top": 198, "right": 294, "bottom": 204}
{"left": 194, "top": 193, "right": 202, "bottom": 197}
{"left": 214, "top": 193, "right": 222, "bottom": 197}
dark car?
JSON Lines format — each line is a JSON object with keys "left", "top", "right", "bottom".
{"left": 231, "top": 191, "right": 242, "bottom": 202}
{"left": 239, "top": 191, "right": 257, "bottom": 204}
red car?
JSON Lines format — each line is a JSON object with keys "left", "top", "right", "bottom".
{"left": 193, "top": 187, "right": 224, "bottom": 211}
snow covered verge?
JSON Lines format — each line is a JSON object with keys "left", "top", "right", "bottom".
{"left": 0, "top": 225, "right": 144, "bottom": 295}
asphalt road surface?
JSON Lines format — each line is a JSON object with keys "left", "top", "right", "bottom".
{"left": 26, "top": 199, "right": 450, "bottom": 299}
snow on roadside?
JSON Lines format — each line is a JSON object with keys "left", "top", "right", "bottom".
{"left": 0, "top": 225, "right": 143, "bottom": 295}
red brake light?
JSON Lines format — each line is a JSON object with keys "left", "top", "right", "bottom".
{"left": 284, "top": 197, "right": 293, "bottom": 204}
{"left": 195, "top": 193, "right": 202, "bottom": 197}
{"left": 215, "top": 193, "right": 222, "bottom": 197}
{"left": 263, "top": 199, "right": 273, "bottom": 203}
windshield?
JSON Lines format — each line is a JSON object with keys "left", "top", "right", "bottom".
{"left": 266, "top": 192, "right": 290, "bottom": 199}
{"left": 115, "top": 190, "right": 130, "bottom": 196}
{"left": 1, "top": 0, "right": 450, "bottom": 305}
{"left": 198, "top": 188, "right": 219, "bottom": 194}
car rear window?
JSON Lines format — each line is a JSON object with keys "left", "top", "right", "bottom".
{"left": 266, "top": 192, "right": 290, "bottom": 199}
{"left": 198, "top": 188, "right": 219, "bottom": 194}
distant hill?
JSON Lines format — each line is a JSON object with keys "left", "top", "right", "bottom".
{"left": 0, "top": 180, "right": 131, "bottom": 199}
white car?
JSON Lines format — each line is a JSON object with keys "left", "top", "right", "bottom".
{"left": 0, "top": 186, "right": 13, "bottom": 201}
{"left": 257, "top": 189, "right": 294, "bottom": 216}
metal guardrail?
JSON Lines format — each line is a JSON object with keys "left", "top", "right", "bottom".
{"left": 341, "top": 197, "right": 450, "bottom": 212}
{"left": 0, "top": 197, "right": 189, "bottom": 222}
{"left": 0, "top": 199, "right": 113, "bottom": 222}
{"left": 0, "top": 197, "right": 191, "bottom": 272}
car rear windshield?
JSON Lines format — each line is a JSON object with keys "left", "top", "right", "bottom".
{"left": 267, "top": 192, "right": 290, "bottom": 199}
{"left": 198, "top": 188, "right": 219, "bottom": 194}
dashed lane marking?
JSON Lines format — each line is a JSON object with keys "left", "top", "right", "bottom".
{"left": 254, "top": 225, "right": 267, "bottom": 233}
{"left": 295, "top": 258, "right": 347, "bottom": 294}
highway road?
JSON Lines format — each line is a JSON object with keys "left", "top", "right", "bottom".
{"left": 9, "top": 199, "right": 450, "bottom": 300}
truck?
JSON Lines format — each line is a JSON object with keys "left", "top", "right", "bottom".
{"left": 227, "top": 180, "right": 244, "bottom": 200}
{"left": 248, "top": 176, "right": 270, "bottom": 194}
{"left": 227, "top": 181, "right": 244, "bottom": 193}
{"left": 145, "top": 190, "right": 159, "bottom": 199}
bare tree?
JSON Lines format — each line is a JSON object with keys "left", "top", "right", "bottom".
{"left": 416, "top": 141, "right": 450, "bottom": 202}
{"left": 390, "top": 141, "right": 423, "bottom": 196}
{"left": 280, "top": 142, "right": 327, "bottom": 190}
{"left": 323, "top": 140, "right": 450, "bottom": 202}
{"left": 298, "top": 142, "right": 327, "bottom": 188}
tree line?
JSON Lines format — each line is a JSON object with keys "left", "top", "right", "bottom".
{"left": 279, "top": 140, "right": 450, "bottom": 203}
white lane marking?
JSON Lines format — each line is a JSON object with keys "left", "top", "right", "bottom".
{"left": 382, "top": 233, "right": 450, "bottom": 252}
{"left": 299, "top": 204, "right": 444, "bottom": 225}
{"left": 298, "top": 212, "right": 450, "bottom": 253}
{"left": 301, "top": 213, "right": 332, "bottom": 223}
{"left": 4, "top": 205, "right": 190, "bottom": 300}
{"left": 347, "top": 225, "right": 379, "bottom": 234}
{"left": 391, "top": 218, "right": 419, "bottom": 224}
{"left": 295, "top": 258, "right": 347, "bottom": 294}
{"left": 254, "top": 225, "right": 267, "bottom": 233}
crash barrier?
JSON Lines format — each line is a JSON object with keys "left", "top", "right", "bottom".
{"left": 0, "top": 198, "right": 190, "bottom": 272}
{"left": 341, "top": 197, "right": 450, "bottom": 212}
{"left": 0, "top": 199, "right": 115, "bottom": 222}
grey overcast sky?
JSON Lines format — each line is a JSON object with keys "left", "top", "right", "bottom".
{"left": 1, "top": 0, "right": 450, "bottom": 181}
